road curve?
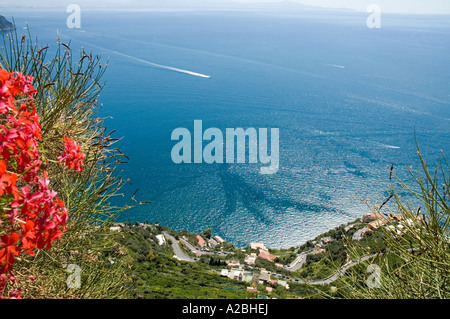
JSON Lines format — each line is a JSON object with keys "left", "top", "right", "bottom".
{"left": 306, "top": 248, "right": 419, "bottom": 285}
{"left": 163, "top": 231, "right": 412, "bottom": 286}
{"left": 180, "top": 238, "right": 215, "bottom": 256}
{"left": 285, "top": 249, "right": 315, "bottom": 271}
{"left": 307, "top": 254, "right": 378, "bottom": 285}
{"left": 163, "top": 231, "right": 196, "bottom": 262}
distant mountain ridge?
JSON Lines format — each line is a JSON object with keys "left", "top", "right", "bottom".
{"left": 0, "top": 16, "right": 14, "bottom": 31}
{"left": 0, "top": 0, "right": 351, "bottom": 12}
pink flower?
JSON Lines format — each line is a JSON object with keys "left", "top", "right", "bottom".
{"left": 58, "top": 137, "right": 86, "bottom": 172}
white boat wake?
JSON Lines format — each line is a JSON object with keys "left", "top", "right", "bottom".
{"left": 326, "top": 64, "right": 346, "bottom": 69}
{"left": 64, "top": 34, "right": 211, "bottom": 78}
{"left": 372, "top": 141, "right": 401, "bottom": 149}
{"left": 107, "top": 49, "right": 211, "bottom": 78}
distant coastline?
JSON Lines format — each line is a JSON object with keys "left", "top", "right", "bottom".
{"left": 0, "top": 15, "right": 14, "bottom": 31}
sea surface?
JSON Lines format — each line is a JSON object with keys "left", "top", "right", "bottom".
{"left": 4, "top": 8, "right": 450, "bottom": 248}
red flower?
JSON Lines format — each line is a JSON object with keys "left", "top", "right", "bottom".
{"left": 0, "top": 172, "right": 19, "bottom": 200}
{"left": 21, "top": 220, "right": 37, "bottom": 254}
{"left": 0, "top": 68, "right": 70, "bottom": 297}
{"left": 58, "top": 137, "right": 85, "bottom": 172}
{"left": 0, "top": 233, "right": 21, "bottom": 273}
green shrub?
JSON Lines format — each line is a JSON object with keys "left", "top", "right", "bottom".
{"left": 0, "top": 27, "right": 135, "bottom": 298}
{"left": 333, "top": 142, "right": 450, "bottom": 299}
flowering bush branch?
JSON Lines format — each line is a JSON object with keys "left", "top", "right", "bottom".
{"left": 0, "top": 68, "right": 85, "bottom": 298}
{"left": 0, "top": 29, "right": 135, "bottom": 299}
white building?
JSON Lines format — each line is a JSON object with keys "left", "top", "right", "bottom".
{"left": 250, "top": 242, "right": 267, "bottom": 251}
{"left": 156, "top": 234, "right": 166, "bottom": 245}
{"left": 228, "top": 268, "right": 244, "bottom": 281}
{"left": 244, "top": 253, "right": 257, "bottom": 265}
{"left": 259, "top": 269, "right": 271, "bottom": 282}
{"left": 214, "top": 236, "right": 225, "bottom": 243}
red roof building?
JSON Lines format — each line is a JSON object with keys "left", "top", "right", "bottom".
{"left": 196, "top": 235, "right": 206, "bottom": 247}
{"left": 258, "top": 250, "right": 277, "bottom": 262}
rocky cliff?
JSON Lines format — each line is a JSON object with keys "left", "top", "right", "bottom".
{"left": 0, "top": 16, "right": 14, "bottom": 31}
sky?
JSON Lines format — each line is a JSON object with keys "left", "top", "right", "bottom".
{"left": 2, "top": 0, "right": 450, "bottom": 14}
{"left": 291, "top": 0, "right": 450, "bottom": 14}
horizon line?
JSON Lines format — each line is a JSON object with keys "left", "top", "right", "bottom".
{"left": 2, "top": 4, "right": 450, "bottom": 16}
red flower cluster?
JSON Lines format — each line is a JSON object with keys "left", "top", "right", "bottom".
{"left": 0, "top": 69, "right": 82, "bottom": 298}
{"left": 58, "top": 137, "right": 85, "bottom": 172}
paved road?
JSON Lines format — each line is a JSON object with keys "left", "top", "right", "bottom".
{"left": 163, "top": 231, "right": 196, "bottom": 262}
{"left": 352, "top": 226, "right": 368, "bottom": 241}
{"left": 285, "top": 249, "right": 315, "bottom": 271}
{"left": 285, "top": 247, "right": 420, "bottom": 285}
{"left": 307, "top": 254, "right": 378, "bottom": 285}
{"left": 163, "top": 230, "right": 404, "bottom": 286}
{"left": 279, "top": 254, "right": 380, "bottom": 286}
{"left": 180, "top": 238, "right": 215, "bottom": 256}
{"left": 163, "top": 232, "right": 379, "bottom": 285}
{"left": 282, "top": 248, "right": 365, "bottom": 285}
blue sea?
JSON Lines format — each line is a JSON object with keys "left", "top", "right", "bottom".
{"left": 4, "top": 8, "right": 450, "bottom": 248}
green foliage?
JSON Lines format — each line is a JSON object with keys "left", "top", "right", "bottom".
{"left": 209, "top": 257, "right": 226, "bottom": 267}
{"left": 0, "top": 27, "right": 134, "bottom": 298}
{"left": 117, "top": 225, "right": 251, "bottom": 299}
{"left": 331, "top": 143, "right": 450, "bottom": 299}
{"left": 203, "top": 228, "right": 212, "bottom": 239}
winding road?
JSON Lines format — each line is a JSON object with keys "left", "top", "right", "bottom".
{"left": 352, "top": 226, "right": 368, "bottom": 241}
{"left": 163, "top": 231, "right": 196, "bottom": 262}
{"left": 285, "top": 249, "right": 315, "bottom": 271}
{"left": 163, "top": 230, "right": 394, "bottom": 286}
{"left": 307, "top": 253, "right": 379, "bottom": 285}
{"left": 180, "top": 238, "right": 215, "bottom": 256}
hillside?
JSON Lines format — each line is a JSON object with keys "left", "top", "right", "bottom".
{"left": 1, "top": 21, "right": 447, "bottom": 301}
{"left": 0, "top": 16, "right": 14, "bottom": 31}
{"left": 111, "top": 214, "right": 401, "bottom": 299}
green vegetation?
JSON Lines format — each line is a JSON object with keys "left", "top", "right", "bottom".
{"left": 329, "top": 145, "right": 450, "bottom": 299}
{"left": 113, "top": 223, "right": 330, "bottom": 299}
{"left": 114, "top": 223, "right": 252, "bottom": 299}
{"left": 1, "top": 26, "right": 447, "bottom": 299}
{"left": 0, "top": 28, "right": 133, "bottom": 298}
{"left": 118, "top": 144, "right": 448, "bottom": 300}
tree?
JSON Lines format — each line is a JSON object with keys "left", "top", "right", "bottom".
{"left": 203, "top": 228, "right": 213, "bottom": 239}
{"left": 146, "top": 251, "right": 155, "bottom": 261}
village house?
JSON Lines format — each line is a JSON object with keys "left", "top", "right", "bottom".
{"left": 227, "top": 260, "right": 241, "bottom": 268}
{"left": 268, "top": 279, "right": 278, "bottom": 286}
{"left": 109, "top": 226, "right": 121, "bottom": 232}
{"left": 259, "top": 269, "right": 271, "bottom": 282}
{"left": 155, "top": 234, "right": 166, "bottom": 246}
{"left": 368, "top": 219, "right": 386, "bottom": 230}
{"left": 244, "top": 253, "right": 257, "bottom": 265}
{"left": 208, "top": 237, "right": 219, "bottom": 248}
{"left": 344, "top": 224, "right": 356, "bottom": 232}
{"left": 258, "top": 249, "right": 277, "bottom": 262}
{"left": 228, "top": 268, "right": 244, "bottom": 281}
{"left": 214, "top": 236, "right": 224, "bottom": 244}
{"left": 314, "top": 248, "right": 326, "bottom": 255}
{"left": 362, "top": 212, "right": 384, "bottom": 223}
{"left": 250, "top": 242, "right": 267, "bottom": 251}
{"left": 196, "top": 235, "right": 206, "bottom": 247}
